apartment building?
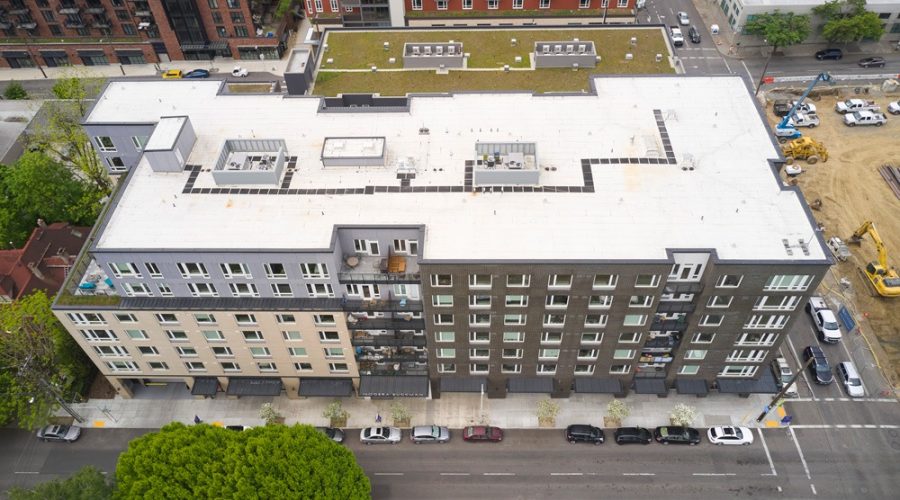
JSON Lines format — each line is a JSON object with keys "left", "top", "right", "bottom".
{"left": 303, "top": 0, "right": 636, "bottom": 28}
{"left": 0, "top": 0, "right": 292, "bottom": 69}
{"left": 721, "top": 0, "right": 900, "bottom": 40}
{"left": 54, "top": 75, "right": 830, "bottom": 400}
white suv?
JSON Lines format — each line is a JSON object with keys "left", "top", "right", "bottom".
{"left": 773, "top": 356, "right": 799, "bottom": 398}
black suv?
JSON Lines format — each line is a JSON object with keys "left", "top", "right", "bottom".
{"left": 688, "top": 26, "right": 701, "bottom": 44}
{"left": 654, "top": 426, "right": 701, "bottom": 445}
{"left": 614, "top": 427, "right": 652, "bottom": 445}
{"left": 803, "top": 346, "right": 834, "bottom": 384}
{"left": 815, "top": 48, "right": 843, "bottom": 60}
{"left": 565, "top": 424, "right": 605, "bottom": 445}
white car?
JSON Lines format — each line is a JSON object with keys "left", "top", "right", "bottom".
{"left": 707, "top": 426, "right": 754, "bottom": 446}
{"left": 360, "top": 426, "right": 402, "bottom": 445}
{"left": 677, "top": 11, "right": 690, "bottom": 25}
{"left": 231, "top": 66, "right": 249, "bottom": 77}
{"left": 888, "top": 101, "right": 900, "bottom": 115}
{"left": 837, "top": 361, "right": 865, "bottom": 398}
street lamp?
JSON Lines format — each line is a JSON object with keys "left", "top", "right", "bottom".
{"left": 755, "top": 38, "right": 774, "bottom": 96}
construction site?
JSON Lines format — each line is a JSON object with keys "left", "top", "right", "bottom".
{"left": 766, "top": 81, "right": 900, "bottom": 387}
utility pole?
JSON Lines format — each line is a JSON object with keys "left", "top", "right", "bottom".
{"left": 755, "top": 356, "right": 815, "bottom": 423}
{"left": 755, "top": 40, "right": 775, "bottom": 96}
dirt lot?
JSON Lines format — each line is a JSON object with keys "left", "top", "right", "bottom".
{"left": 767, "top": 90, "right": 900, "bottom": 385}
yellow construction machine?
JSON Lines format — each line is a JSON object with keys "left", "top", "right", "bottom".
{"left": 781, "top": 137, "right": 828, "bottom": 165}
{"left": 848, "top": 221, "right": 900, "bottom": 298}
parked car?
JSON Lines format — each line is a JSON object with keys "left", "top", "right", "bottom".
{"left": 225, "top": 425, "right": 252, "bottom": 431}
{"left": 815, "top": 48, "right": 843, "bottom": 60}
{"left": 707, "top": 426, "right": 754, "bottom": 446}
{"left": 231, "top": 66, "right": 249, "bottom": 77}
{"left": 462, "top": 426, "right": 503, "bottom": 442}
{"left": 688, "top": 26, "right": 701, "bottom": 44}
{"left": 565, "top": 424, "right": 605, "bottom": 445}
{"left": 803, "top": 345, "right": 834, "bottom": 385}
{"left": 360, "top": 426, "right": 401, "bottom": 445}
{"left": 318, "top": 427, "right": 345, "bottom": 443}
{"left": 888, "top": 101, "right": 900, "bottom": 115}
{"left": 772, "top": 356, "right": 799, "bottom": 398}
{"left": 858, "top": 57, "right": 886, "bottom": 68}
{"left": 614, "top": 427, "right": 652, "bottom": 445}
{"left": 161, "top": 69, "right": 183, "bottom": 79}
{"left": 410, "top": 425, "right": 450, "bottom": 444}
{"left": 677, "top": 11, "right": 690, "bottom": 25}
{"left": 806, "top": 296, "right": 842, "bottom": 343}
{"left": 653, "top": 426, "right": 701, "bottom": 445}
{"left": 36, "top": 424, "right": 81, "bottom": 443}
{"left": 670, "top": 26, "right": 684, "bottom": 48}
{"left": 183, "top": 69, "right": 211, "bottom": 79}
{"left": 836, "top": 361, "right": 865, "bottom": 398}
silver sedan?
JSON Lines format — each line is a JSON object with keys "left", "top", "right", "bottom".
{"left": 360, "top": 426, "right": 402, "bottom": 445}
{"left": 410, "top": 425, "right": 450, "bottom": 444}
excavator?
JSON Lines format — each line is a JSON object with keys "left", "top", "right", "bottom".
{"left": 848, "top": 221, "right": 900, "bottom": 298}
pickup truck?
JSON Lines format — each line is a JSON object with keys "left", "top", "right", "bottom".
{"left": 843, "top": 110, "right": 887, "bottom": 127}
{"left": 670, "top": 26, "right": 684, "bottom": 47}
{"left": 835, "top": 98, "right": 879, "bottom": 114}
{"left": 788, "top": 112, "right": 820, "bottom": 128}
{"left": 806, "top": 296, "right": 842, "bottom": 343}
{"left": 773, "top": 100, "right": 816, "bottom": 117}
{"left": 888, "top": 101, "right": 900, "bottom": 115}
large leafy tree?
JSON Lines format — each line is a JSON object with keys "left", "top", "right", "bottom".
{"left": 0, "top": 151, "right": 102, "bottom": 248}
{"left": 116, "top": 423, "right": 371, "bottom": 499}
{"left": 0, "top": 291, "right": 93, "bottom": 429}
{"left": 743, "top": 11, "right": 812, "bottom": 52}
{"left": 7, "top": 466, "right": 114, "bottom": 500}
{"left": 813, "top": 0, "right": 884, "bottom": 43}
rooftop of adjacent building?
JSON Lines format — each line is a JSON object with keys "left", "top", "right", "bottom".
{"left": 0, "top": 222, "right": 89, "bottom": 301}
{"left": 738, "top": 0, "right": 896, "bottom": 7}
{"left": 85, "top": 76, "right": 826, "bottom": 262}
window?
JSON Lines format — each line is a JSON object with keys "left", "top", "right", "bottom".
{"left": 707, "top": 295, "right": 733, "bottom": 308}
{"left": 234, "top": 313, "right": 257, "bottom": 325}
{"left": 700, "top": 314, "right": 724, "bottom": 326}
{"left": 684, "top": 349, "right": 707, "bottom": 360}
{"left": 575, "top": 364, "right": 595, "bottom": 375}
{"left": 541, "top": 331, "right": 562, "bottom": 343}
{"left": 220, "top": 263, "right": 251, "bottom": 278}
{"left": 242, "top": 330, "right": 264, "bottom": 342}
{"left": 505, "top": 295, "right": 527, "bottom": 307}
{"left": 221, "top": 362, "right": 240, "bottom": 372}
{"left": 593, "top": 274, "right": 618, "bottom": 289}
{"left": 437, "top": 348, "right": 456, "bottom": 358}
{"left": 548, "top": 274, "right": 572, "bottom": 288}
{"left": 579, "top": 0, "right": 590, "bottom": 7}
{"left": 208, "top": 0, "right": 219, "bottom": 7}
{"left": 123, "top": 283, "right": 152, "bottom": 297}
{"left": 188, "top": 283, "right": 219, "bottom": 297}
{"left": 432, "top": 295, "right": 453, "bottom": 307}
{"left": 106, "top": 361, "right": 139, "bottom": 372}
{"left": 470, "top": 363, "right": 489, "bottom": 374}
{"left": 353, "top": 239, "right": 380, "bottom": 255}
{"left": 229, "top": 283, "right": 259, "bottom": 297}
{"left": 544, "top": 314, "right": 566, "bottom": 327}
{"left": 203, "top": 330, "right": 224, "bottom": 341}
{"left": 744, "top": 314, "right": 788, "bottom": 330}
{"left": 323, "top": 347, "right": 344, "bottom": 358}
{"left": 140, "top": 262, "right": 162, "bottom": 278}
{"left": 618, "top": 332, "right": 641, "bottom": 343}
{"left": 271, "top": 283, "right": 293, "bottom": 297}
{"left": 503, "top": 331, "right": 524, "bottom": 342}
{"left": 115, "top": 313, "right": 138, "bottom": 323}
{"left": 507, "top": 274, "right": 530, "bottom": 287}
{"left": 330, "top": 0, "right": 338, "bottom": 10}
{"left": 469, "top": 348, "right": 490, "bottom": 359}
{"left": 300, "top": 263, "right": 329, "bottom": 279}
{"left": 288, "top": 347, "right": 307, "bottom": 357}
{"left": 501, "top": 364, "right": 521, "bottom": 373}
{"left": 227, "top": 0, "right": 240, "bottom": 8}
{"left": 94, "top": 345, "right": 129, "bottom": 357}
{"left": 691, "top": 332, "right": 715, "bottom": 343}
{"left": 257, "top": 362, "right": 277, "bottom": 372}
{"left": 250, "top": 347, "right": 272, "bottom": 358}
{"left": 727, "top": 349, "right": 767, "bottom": 362}
{"left": 469, "top": 274, "right": 492, "bottom": 288}
{"left": 329, "top": 363, "right": 349, "bottom": 373}
{"left": 504, "top": 314, "right": 526, "bottom": 325}
{"left": 622, "top": 314, "right": 645, "bottom": 326}
{"left": 127, "top": 329, "right": 148, "bottom": 340}
{"left": 502, "top": 348, "right": 523, "bottom": 359}
{"left": 513, "top": 0, "right": 523, "bottom": 7}
{"left": 537, "top": 363, "right": 557, "bottom": 374}
{"left": 431, "top": 274, "right": 452, "bottom": 287}
{"left": 613, "top": 349, "right": 635, "bottom": 359}
{"left": 148, "top": 361, "right": 168, "bottom": 370}
{"left": 736, "top": 332, "right": 777, "bottom": 346}
{"left": 155, "top": 313, "right": 178, "bottom": 324}
{"left": 435, "top": 331, "right": 455, "bottom": 342}
{"left": 264, "top": 263, "right": 287, "bottom": 279}
{"left": 276, "top": 314, "right": 296, "bottom": 324}
{"left": 617, "top": 0, "right": 628, "bottom": 7}
{"left": 679, "top": 365, "right": 700, "bottom": 375}
{"left": 629, "top": 295, "right": 653, "bottom": 308}
{"left": 470, "top": 295, "right": 491, "bottom": 308}
{"left": 719, "top": 365, "right": 758, "bottom": 377}
{"left": 469, "top": 313, "right": 490, "bottom": 326}
{"left": 589, "top": 295, "right": 613, "bottom": 308}
{"left": 487, "top": 0, "right": 499, "bottom": 8}
{"left": 540, "top": 0, "right": 550, "bottom": 7}
{"left": 305, "top": 283, "right": 334, "bottom": 297}
{"left": 581, "top": 332, "right": 602, "bottom": 344}
{"left": 438, "top": 363, "right": 455, "bottom": 373}
{"left": 157, "top": 284, "right": 173, "bottom": 297}
{"left": 176, "top": 346, "right": 198, "bottom": 357}
{"left": 546, "top": 295, "right": 569, "bottom": 308}
{"left": 754, "top": 295, "right": 801, "bottom": 311}
{"left": 108, "top": 262, "right": 140, "bottom": 278}
{"left": 318, "top": 331, "right": 340, "bottom": 342}
{"left": 434, "top": 314, "right": 454, "bottom": 325}
{"left": 166, "top": 330, "right": 188, "bottom": 341}
{"left": 295, "top": 362, "right": 313, "bottom": 371}
{"left": 669, "top": 262, "right": 704, "bottom": 282}
{"left": 185, "top": 361, "right": 206, "bottom": 372}
{"left": 95, "top": 136, "right": 116, "bottom": 152}
{"left": 634, "top": 274, "right": 660, "bottom": 288}
{"left": 411, "top": 0, "right": 422, "bottom": 10}
{"left": 67, "top": 313, "right": 106, "bottom": 325}
{"left": 469, "top": 331, "right": 490, "bottom": 343}
{"left": 105, "top": 157, "right": 125, "bottom": 170}
{"left": 282, "top": 331, "right": 302, "bottom": 341}
{"left": 764, "top": 275, "right": 813, "bottom": 291}
{"left": 584, "top": 314, "right": 608, "bottom": 328}
{"left": 313, "top": 314, "right": 335, "bottom": 325}
{"left": 212, "top": 346, "right": 233, "bottom": 357}
{"left": 578, "top": 349, "right": 599, "bottom": 360}
{"left": 177, "top": 262, "right": 209, "bottom": 278}
{"left": 716, "top": 274, "right": 743, "bottom": 288}
{"left": 610, "top": 364, "right": 631, "bottom": 374}
{"left": 392, "top": 239, "right": 418, "bottom": 255}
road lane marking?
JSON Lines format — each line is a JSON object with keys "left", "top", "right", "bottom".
{"left": 811, "top": 484, "right": 818, "bottom": 496}
{"left": 374, "top": 473, "right": 404, "bottom": 476}
{"left": 14, "top": 472, "right": 39, "bottom": 475}
{"left": 440, "top": 473, "right": 470, "bottom": 476}
{"left": 864, "top": 425, "right": 877, "bottom": 428}
{"left": 791, "top": 424, "right": 899, "bottom": 429}
{"left": 483, "top": 473, "right": 515, "bottom": 476}
{"left": 758, "top": 429, "right": 777, "bottom": 476}
{"left": 787, "top": 335, "right": 817, "bottom": 400}
{"left": 789, "top": 427, "right": 812, "bottom": 480}
{"left": 692, "top": 473, "right": 736, "bottom": 476}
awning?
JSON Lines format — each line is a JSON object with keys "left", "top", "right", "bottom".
{"left": 181, "top": 44, "right": 208, "bottom": 52}
{"left": 716, "top": 370, "right": 778, "bottom": 394}
{"left": 115, "top": 49, "right": 144, "bottom": 56}
{"left": 191, "top": 377, "right": 219, "bottom": 396}
{"left": 633, "top": 378, "right": 668, "bottom": 395}
{"left": 226, "top": 378, "right": 283, "bottom": 396}
{"left": 299, "top": 378, "right": 353, "bottom": 397}
{"left": 440, "top": 377, "right": 486, "bottom": 393}
{"left": 40, "top": 50, "right": 67, "bottom": 57}
{"left": 507, "top": 377, "right": 554, "bottom": 393}
{"left": 359, "top": 375, "right": 429, "bottom": 397}
{"left": 208, "top": 41, "right": 229, "bottom": 50}
{"left": 675, "top": 378, "right": 709, "bottom": 395}
{"left": 2, "top": 51, "right": 28, "bottom": 57}
{"left": 76, "top": 50, "right": 105, "bottom": 57}
{"left": 574, "top": 378, "right": 624, "bottom": 394}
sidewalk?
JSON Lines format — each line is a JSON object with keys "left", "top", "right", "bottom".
{"left": 61, "top": 390, "right": 772, "bottom": 431}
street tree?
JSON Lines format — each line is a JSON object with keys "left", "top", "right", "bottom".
{"left": 742, "top": 11, "right": 812, "bottom": 53}
{"left": 116, "top": 423, "right": 370, "bottom": 499}
{"left": 0, "top": 151, "right": 102, "bottom": 248}
{"left": 7, "top": 465, "right": 114, "bottom": 500}
{"left": 814, "top": 0, "right": 884, "bottom": 43}
{"left": 0, "top": 291, "right": 93, "bottom": 429}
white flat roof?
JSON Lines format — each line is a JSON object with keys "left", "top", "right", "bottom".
{"left": 87, "top": 77, "right": 826, "bottom": 261}
{"left": 144, "top": 116, "right": 185, "bottom": 151}
{"left": 322, "top": 137, "right": 385, "bottom": 159}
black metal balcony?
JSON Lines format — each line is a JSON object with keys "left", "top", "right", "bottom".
{"left": 342, "top": 299, "right": 423, "bottom": 313}
{"left": 650, "top": 317, "right": 688, "bottom": 332}
{"left": 9, "top": 8, "right": 29, "bottom": 16}
{"left": 0, "top": 21, "right": 11, "bottom": 30}
{"left": 64, "top": 20, "right": 85, "bottom": 28}
{"left": 92, "top": 20, "right": 111, "bottom": 28}
{"left": 643, "top": 335, "right": 680, "bottom": 352}
{"left": 664, "top": 282, "right": 704, "bottom": 294}
{"left": 656, "top": 302, "right": 695, "bottom": 314}
{"left": 86, "top": 7, "right": 106, "bottom": 14}
{"left": 134, "top": 10, "right": 151, "bottom": 17}
{"left": 351, "top": 333, "right": 427, "bottom": 347}
{"left": 347, "top": 317, "right": 425, "bottom": 330}
{"left": 16, "top": 22, "right": 37, "bottom": 30}
{"left": 58, "top": 7, "right": 81, "bottom": 15}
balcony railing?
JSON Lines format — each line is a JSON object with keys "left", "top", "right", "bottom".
{"left": 650, "top": 318, "right": 688, "bottom": 332}
{"left": 339, "top": 254, "right": 420, "bottom": 284}
{"left": 58, "top": 7, "right": 81, "bottom": 15}
{"left": 351, "top": 332, "right": 427, "bottom": 347}
{"left": 643, "top": 335, "right": 680, "bottom": 352}
{"left": 85, "top": 7, "right": 106, "bottom": 14}
{"left": 343, "top": 298, "right": 423, "bottom": 312}
{"left": 358, "top": 354, "right": 428, "bottom": 364}
{"left": 64, "top": 20, "right": 85, "bottom": 28}
{"left": 656, "top": 302, "right": 695, "bottom": 314}
{"left": 663, "top": 282, "right": 704, "bottom": 294}
{"left": 347, "top": 316, "right": 425, "bottom": 330}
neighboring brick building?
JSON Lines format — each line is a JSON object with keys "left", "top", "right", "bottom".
{"left": 0, "top": 221, "right": 88, "bottom": 303}
{"left": 0, "top": 0, "right": 295, "bottom": 69}
{"left": 303, "top": 0, "right": 636, "bottom": 28}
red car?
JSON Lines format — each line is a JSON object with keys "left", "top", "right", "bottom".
{"left": 462, "top": 426, "right": 503, "bottom": 442}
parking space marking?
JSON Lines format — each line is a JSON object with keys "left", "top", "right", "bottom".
{"left": 758, "top": 429, "right": 777, "bottom": 476}
{"left": 788, "top": 428, "right": 812, "bottom": 480}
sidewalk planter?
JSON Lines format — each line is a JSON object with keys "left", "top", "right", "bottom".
{"left": 389, "top": 402, "right": 411, "bottom": 428}
{"left": 535, "top": 399, "right": 560, "bottom": 428}
{"left": 538, "top": 417, "right": 556, "bottom": 428}
{"left": 393, "top": 418, "right": 410, "bottom": 428}
{"left": 330, "top": 417, "right": 347, "bottom": 427}
{"left": 323, "top": 400, "right": 349, "bottom": 428}
{"left": 603, "top": 417, "right": 621, "bottom": 428}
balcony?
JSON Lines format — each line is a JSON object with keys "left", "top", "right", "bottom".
{"left": 342, "top": 298, "right": 422, "bottom": 313}
{"left": 16, "top": 22, "right": 37, "bottom": 30}
{"left": 643, "top": 334, "right": 681, "bottom": 352}
{"left": 92, "top": 20, "right": 111, "bottom": 28}
{"left": 650, "top": 317, "right": 688, "bottom": 332}
{"left": 134, "top": 10, "right": 151, "bottom": 17}
{"left": 663, "top": 282, "right": 704, "bottom": 294}
{"left": 656, "top": 302, "right": 695, "bottom": 314}
{"left": 9, "top": 8, "right": 29, "bottom": 16}
{"left": 358, "top": 360, "right": 428, "bottom": 376}
{"left": 85, "top": 7, "right": 106, "bottom": 15}
{"left": 346, "top": 315, "right": 425, "bottom": 330}
{"left": 352, "top": 331, "right": 427, "bottom": 347}
{"left": 639, "top": 353, "right": 673, "bottom": 364}
{"left": 65, "top": 20, "right": 85, "bottom": 28}
{"left": 339, "top": 254, "right": 420, "bottom": 284}
{"left": 0, "top": 21, "right": 11, "bottom": 30}
{"left": 58, "top": 7, "right": 81, "bottom": 15}
{"left": 356, "top": 346, "right": 428, "bottom": 364}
